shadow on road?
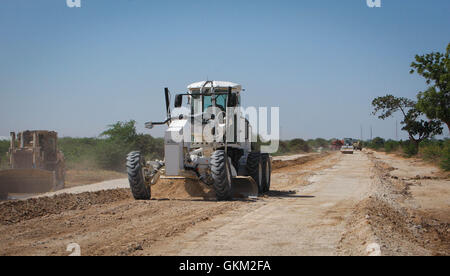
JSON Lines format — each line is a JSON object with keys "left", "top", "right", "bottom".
{"left": 150, "top": 197, "right": 259, "bottom": 203}
{"left": 266, "top": 190, "right": 315, "bottom": 199}
{"left": 149, "top": 190, "right": 314, "bottom": 202}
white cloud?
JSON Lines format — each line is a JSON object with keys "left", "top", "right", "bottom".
{"left": 0, "top": 136, "right": 10, "bottom": 141}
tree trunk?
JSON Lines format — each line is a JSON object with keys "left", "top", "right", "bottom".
{"left": 446, "top": 121, "right": 450, "bottom": 133}
{"left": 413, "top": 140, "right": 420, "bottom": 153}
{"left": 408, "top": 135, "right": 420, "bottom": 155}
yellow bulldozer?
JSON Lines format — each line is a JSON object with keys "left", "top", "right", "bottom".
{"left": 0, "top": 131, "right": 65, "bottom": 200}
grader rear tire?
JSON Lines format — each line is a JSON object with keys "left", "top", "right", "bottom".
{"left": 126, "top": 151, "right": 151, "bottom": 200}
{"left": 261, "top": 154, "right": 271, "bottom": 193}
{"left": 247, "top": 152, "right": 263, "bottom": 195}
{"left": 0, "top": 193, "right": 8, "bottom": 201}
{"left": 211, "top": 150, "right": 232, "bottom": 201}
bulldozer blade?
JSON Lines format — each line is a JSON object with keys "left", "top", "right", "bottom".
{"left": 231, "top": 176, "right": 259, "bottom": 199}
{"left": 0, "top": 169, "right": 56, "bottom": 194}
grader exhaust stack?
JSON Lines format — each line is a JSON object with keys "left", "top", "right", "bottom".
{"left": 0, "top": 131, "right": 65, "bottom": 200}
{"left": 126, "top": 81, "right": 271, "bottom": 201}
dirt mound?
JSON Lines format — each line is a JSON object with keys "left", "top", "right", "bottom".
{"left": 339, "top": 196, "right": 450, "bottom": 256}
{"left": 272, "top": 153, "right": 328, "bottom": 170}
{"left": 339, "top": 152, "right": 450, "bottom": 256}
{"left": 0, "top": 189, "right": 132, "bottom": 225}
{"left": 151, "top": 178, "right": 216, "bottom": 199}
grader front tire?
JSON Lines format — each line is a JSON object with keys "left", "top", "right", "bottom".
{"left": 211, "top": 150, "right": 233, "bottom": 201}
{"left": 126, "top": 151, "right": 151, "bottom": 200}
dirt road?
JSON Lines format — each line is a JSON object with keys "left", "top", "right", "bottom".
{"left": 26, "top": 178, "right": 129, "bottom": 199}
{"left": 0, "top": 151, "right": 448, "bottom": 256}
{"left": 147, "top": 152, "right": 370, "bottom": 256}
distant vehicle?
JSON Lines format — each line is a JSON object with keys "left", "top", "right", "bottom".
{"left": 331, "top": 139, "right": 344, "bottom": 151}
{"left": 353, "top": 140, "right": 363, "bottom": 151}
{"left": 341, "top": 138, "right": 354, "bottom": 154}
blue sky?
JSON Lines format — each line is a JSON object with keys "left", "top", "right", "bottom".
{"left": 0, "top": 0, "right": 449, "bottom": 140}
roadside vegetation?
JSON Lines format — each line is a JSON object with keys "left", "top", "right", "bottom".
{"left": 371, "top": 42, "right": 449, "bottom": 171}
{"left": 59, "top": 121, "right": 164, "bottom": 172}
{"left": 0, "top": 140, "right": 9, "bottom": 170}
{"left": 365, "top": 137, "right": 450, "bottom": 171}
{"left": 1, "top": 126, "right": 333, "bottom": 171}
{"left": 264, "top": 138, "right": 331, "bottom": 156}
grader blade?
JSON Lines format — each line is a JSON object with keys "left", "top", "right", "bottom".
{"left": 150, "top": 175, "right": 258, "bottom": 200}
{"left": 0, "top": 169, "right": 56, "bottom": 194}
{"left": 231, "top": 176, "right": 258, "bottom": 199}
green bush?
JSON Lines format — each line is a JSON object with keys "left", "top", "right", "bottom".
{"left": 57, "top": 121, "right": 164, "bottom": 172}
{"left": 135, "top": 134, "right": 164, "bottom": 160}
{"left": 421, "top": 144, "right": 443, "bottom": 163}
{"left": 402, "top": 141, "right": 418, "bottom": 157}
{"left": 288, "top": 139, "right": 311, "bottom": 153}
{"left": 384, "top": 140, "right": 400, "bottom": 153}
{"left": 440, "top": 141, "right": 450, "bottom": 171}
{"left": 58, "top": 137, "right": 99, "bottom": 169}
{"left": 271, "top": 138, "right": 316, "bottom": 156}
{"left": 94, "top": 139, "right": 131, "bottom": 171}
{"left": 0, "top": 140, "right": 10, "bottom": 169}
{"left": 307, "top": 138, "right": 329, "bottom": 150}
{"left": 367, "top": 137, "right": 385, "bottom": 150}
{"left": 272, "top": 140, "right": 289, "bottom": 156}
{"left": 418, "top": 139, "right": 450, "bottom": 171}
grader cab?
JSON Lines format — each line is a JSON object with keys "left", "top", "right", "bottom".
{"left": 0, "top": 131, "right": 65, "bottom": 200}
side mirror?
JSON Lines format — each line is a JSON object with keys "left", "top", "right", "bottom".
{"left": 227, "top": 87, "right": 238, "bottom": 107}
{"left": 145, "top": 122, "right": 154, "bottom": 129}
{"left": 227, "top": 94, "right": 238, "bottom": 107}
{"left": 174, "top": 94, "right": 183, "bottom": 108}
{"left": 164, "top": 88, "right": 171, "bottom": 118}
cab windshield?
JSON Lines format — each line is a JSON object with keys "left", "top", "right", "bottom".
{"left": 190, "top": 90, "right": 229, "bottom": 115}
{"left": 203, "top": 94, "right": 227, "bottom": 111}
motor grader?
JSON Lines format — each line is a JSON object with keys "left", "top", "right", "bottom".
{"left": 0, "top": 131, "right": 65, "bottom": 200}
{"left": 126, "top": 81, "right": 272, "bottom": 201}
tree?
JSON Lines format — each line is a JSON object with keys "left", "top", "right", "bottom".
{"left": 402, "top": 108, "right": 443, "bottom": 148}
{"left": 288, "top": 139, "right": 311, "bottom": 153}
{"left": 97, "top": 120, "right": 164, "bottom": 171}
{"left": 370, "top": 137, "right": 385, "bottom": 150}
{"left": 101, "top": 120, "right": 138, "bottom": 144}
{"left": 372, "top": 95, "right": 443, "bottom": 152}
{"left": 307, "top": 138, "right": 329, "bottom": 149}
{"left": 410, "top": 43, "right": 450, "bottom": 131}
